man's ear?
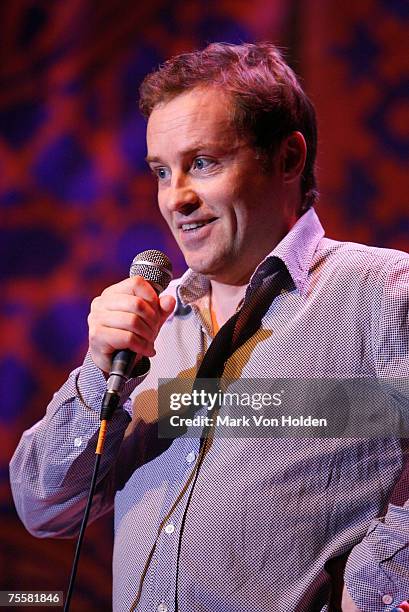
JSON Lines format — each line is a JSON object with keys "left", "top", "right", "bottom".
{"left": 281, "top": 131, "right": 307, "bottom": 183}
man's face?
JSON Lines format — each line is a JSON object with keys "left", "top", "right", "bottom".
{"left": 146, "top": 87, "right": 293, "bottom": 284}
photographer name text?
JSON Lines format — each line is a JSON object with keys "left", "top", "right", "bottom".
{"left": 169, "top": 414, "right": 328, "bottom": 428}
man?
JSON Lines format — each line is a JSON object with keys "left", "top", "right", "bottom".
{"left": 10, "top": 43, "right": 409, "bottom": 611}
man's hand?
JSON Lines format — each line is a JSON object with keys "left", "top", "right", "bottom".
{"left": 341, "top": 586, "right": 362, "bottom": 612}
{"left": 88, "top": 276, "right": 176, "bottom": 374}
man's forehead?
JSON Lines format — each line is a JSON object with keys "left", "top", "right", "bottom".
{"left": 145, "top": 87, "right": 240, "bottom": 156}
{"left": 147, "top": 87, "right": 234, "bottom": 134}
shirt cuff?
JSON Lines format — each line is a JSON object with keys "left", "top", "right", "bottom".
{"left": 76, "top": 351, "right": 150, "bottom": 413}
{"left": 344, "top": 504, "right": 409, "bottom": 611}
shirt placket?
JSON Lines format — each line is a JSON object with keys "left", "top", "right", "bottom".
{"left": 142, "top": 312, "right": 210, "bottom": 612}
{"left": 138, "top": 433, "right": 201, "bottom": 612}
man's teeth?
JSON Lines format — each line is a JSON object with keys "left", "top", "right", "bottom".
{"left": 182, "top": 222, "right": 206, "bottom": 231}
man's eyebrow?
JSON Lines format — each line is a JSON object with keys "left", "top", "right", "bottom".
{"left": 145, "top": 142, "right": 224, "bottom": 165}
{"left": 145, "top": 155, "right": 162, "bottom": 164}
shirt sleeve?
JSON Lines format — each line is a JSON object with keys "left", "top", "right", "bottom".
{"left": 9, "top": 351, "right": 149, "bottom": 538}
{"left": 344, "top": 505, "right": 409, "bottom": 611}
{"left": 344, "top": 256, "right": 409, "bottom": 611}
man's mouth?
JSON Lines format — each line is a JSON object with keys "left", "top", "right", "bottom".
{"left": 181, "top": 218, "right": 217, "bottom": 232}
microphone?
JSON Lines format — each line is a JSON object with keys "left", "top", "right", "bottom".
{"left": 100, "top": 249, "right": 173, "bottom": 420}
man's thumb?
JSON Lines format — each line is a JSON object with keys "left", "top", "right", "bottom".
{"left": 159, "top": 294, "right": 176, "bottom": 316}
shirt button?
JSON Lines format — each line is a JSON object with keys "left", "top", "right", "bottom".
{"left": 157, "top": 604, "right": 168, "bottom": 612}
{"left": 74, "top": 437, "right": 82, "bottom": 447}
{"left": 185, "top": 451, "right": 196, "bottom": 464}
{"left": 164, "top": 523, "right": 175, "bottom": 534}
{"left": 382, "top": 594, "right": 393, "bottom": 605}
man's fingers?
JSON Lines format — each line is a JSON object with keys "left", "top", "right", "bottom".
{"left": 102, "top": 276, "right": 160, "bottom": 303}
{"left": 88, "top": 277, "right": 174, "bottom": 374}
{"left": 393, "top": 603, "right": 409, "bottom": 612}
{"left": 94, "top": 327, "right": 155, "bottom": 354}
{"left": 91, "top": 294, "right": 159, "bottom": 330}
{"left": 92, "top": 312, "right": 158, "bottom": 342}
{"left": 341, "top": 586, "right": 362, "bottom": 612}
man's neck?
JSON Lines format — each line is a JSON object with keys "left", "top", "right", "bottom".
{"left": 209, "top": 279, "right": 248, "bottom": 331}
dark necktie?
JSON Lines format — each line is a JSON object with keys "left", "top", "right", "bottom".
{"left": 194, "top": 257, "right": 288, "bottom": 381}
{"left": 190, "top": 257, "right": 289, "bottom": 450}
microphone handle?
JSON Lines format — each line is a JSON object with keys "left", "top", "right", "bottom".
{"left": 108, "top": 349, "right": 137, "bottom": 391}
{"left": 100, "top": 349, "right": 136, "bottom": 421}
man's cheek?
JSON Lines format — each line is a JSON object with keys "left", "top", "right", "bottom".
{"left": 158, "top": 201, "right": 172, "bottom": 228}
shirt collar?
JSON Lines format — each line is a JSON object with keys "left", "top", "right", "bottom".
{"left": 177, "top": 207, "right": 324, "bottom": 307}
{"left": 262, "top": 207, "right": 325, "bottom": 295}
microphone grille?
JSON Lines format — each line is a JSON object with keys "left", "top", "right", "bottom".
{"left": 129, "top": 249, "right": 173, "bottom": 293}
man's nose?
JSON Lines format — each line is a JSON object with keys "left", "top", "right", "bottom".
{"left": 164, "top": 177, "right": 200, "bottom": 215}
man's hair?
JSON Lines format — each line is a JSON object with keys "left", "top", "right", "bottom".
{"left": 139, "top": 42, "right": 318, "bottom": 210}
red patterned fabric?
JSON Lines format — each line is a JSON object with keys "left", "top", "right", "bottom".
{"left": 1, "top": 1, "right": 407, "bottom": 608}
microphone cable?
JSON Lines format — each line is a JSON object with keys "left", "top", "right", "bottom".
{"left": 63, "top": 250, "right": 172, "bottom": 611}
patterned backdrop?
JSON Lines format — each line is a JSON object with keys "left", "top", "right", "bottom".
{"left": 0, "top": 0, "right": 407, "bottom": 609}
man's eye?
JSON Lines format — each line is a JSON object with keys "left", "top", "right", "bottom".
{"left": 152, "top": 167, "right": 169, "bottom": 181}
{"left": 192, "top": 157, "right": 214, "bottom": 171}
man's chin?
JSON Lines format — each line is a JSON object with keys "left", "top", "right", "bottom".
{"left": 184, "top": 255, "right": 221, "bottom": 278}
